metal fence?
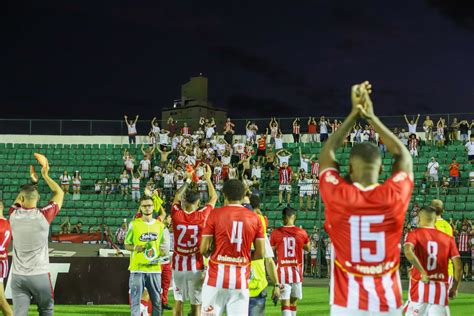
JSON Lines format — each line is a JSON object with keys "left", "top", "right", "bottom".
{"left": 0, "top": 113, "right": 473, "bottom": 136}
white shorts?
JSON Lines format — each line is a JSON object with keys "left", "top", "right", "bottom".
{"left": 330, "top": 305, "right": 402, "bottom": 316}
{"left": 279, "top": 184, "right": 292, "bottom": 192}
{"left": 173, "top": 270, "right": 203, "bottom": 305}
{"left": 405, "top": 302, "right": 449, "bottom": 316}
{"left": 299, "top": 190, "right": 313, "bottom": 197}
{"left": 281, "top": 282, "right": 303, "bottom": 300}
{"left": 201, "top": 284, "right": 249, "bottom": 316}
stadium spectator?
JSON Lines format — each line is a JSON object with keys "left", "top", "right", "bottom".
{"left": 449, "top": 117, "right": 460, "bottom": 142}
{"left": 441, "top": 176, "right": 450, "bottom": 194}
{"left": 246, "top": 121, "right": 258, "bottom": 144}
{"left": 60, "top": 216, "right": 71, "bottom": 234}
{"left": 298, "top": 147, "right": 313, "bottom": 173}
{"left": 408, "top": 134, "right": 418, "bottom": 157}
{"left": 167, "top": 116, "right": 177, "bottom": 137}
{"left": 124, "top": 115, "right": 139, "bottom": 144}
{"left": 307, "top": 117, "right": 317, "bottom": 142}
{"left": 223, "top": 118, "right": 235, "bottom": 144}
{"left": 276, "top": 149, "right": 292, "bottom": 167}
{"left": 274, "top": 130, "right": 284, "bottom": 150}
{"left": 123, "top": 152, "right": 135, "bottom": 175}
{"left": 278, "top": 162, "right": 293, "bottom": 207}
{"left": 298, "top": 172, "right": 313, "bottom": 211}
{"left": 423, "top": 115, "right": 434, "bottom": 145}
{"left": 151, "top": 117, "right": 160, "bottom": 138}
{"left": 199, "top": 179, "right": 265, "bottom": 315}
{"left": 269, "top": 117, "right": 279, "bottom": 144}
{"left": 71, "top": 221, "right": 83, "bottom": 234}
{"left": 319, "top": 116, "right": 329, "bottom": 142}
{"left": 436, "top": 117, "right": 446, "bottom": 146}
{"left": 292, "top": 118, "right": 301, "bottom": 143}
{"left": 427, "top": 157, "right": 440, "bottom": 188}
{"left": 9, "top": 161, "right": 64, "bottom": 316}
{"left": 115, "top": 221, "right": 128, "bottom": 249}
{"left": 319, "top": 81, "right": 413, "bottom": 314}
{"left": 125, "top": 196, "right": 169, "bottom": 316}
{"left": 139, "top": 155, "right": 151, "bottom": 179}
{"left": 265, "top": 146, "right": 277, "bottom": 178}
{"left": 457, "top": 224, "right": 472, "bottom": 280}
{"left": 131, "top": 171, "right": 141, "bottom": 202}
{"left": 270, "top": 207, "right": 310, "bottom": 316}
{"left": 310, "top": 240, "right": 318, "bottom": 275}
{"left": 378, "top": 136, "right": 386, "bottom": 153}
{"left": 59, "top": 170, "right": 71, "bottom": 193}
{"left": 404, "top": 113, "right": 420, "bottom": 134}
{"left": 72, "top": 170, "right": 81, "bottom": 199}
{"left": 324, "top": 237, "right": 331, "bottom": 278}
{"left": 256, "top": 132, "right": 267, "bottom": 164}
{"left": 102, "top": 177, "right": 111, "bottom": 195}
{"left": 94, "top": 180, "right": 101, "bottom": 194}
{"left": 156, "top": 146, "right": 173, "bottom": 168}
{"left": 353, "top": 122, "right": 362, "bottom": 142}
{"left": 459, "top": 119, "right": 470, "bottom": 142}
{"left": 449, "top": 158, "right": 460, "bottom": 187}
{"left": 120, "top": 170, "right": 130, "bottom": 196}
{"left": 466, "top": 134, "right": 474, "bottom": 164}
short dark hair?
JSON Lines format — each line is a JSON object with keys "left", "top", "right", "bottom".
{"left": 223, "top": 179, "right": 245, "bottom": 201}
{"left": 184, "top": 188, "right": 200, "bottom": 204}
{"left": 420, "top": 205, "right": 437, "bottom": 214}
{"left": 249, "top": 195, "right": 260, "bottom": 209}
{"left": 350, "top": 143, "right": 381, "bottom": 164}
{"left": 20, "top": 184, "right": 38, "bottom": 199}
{"left": 139, "top": 196, "right": 154, "bottom": 205}
{"left": 282, "top": 207, "right": 296, "bottom": 219}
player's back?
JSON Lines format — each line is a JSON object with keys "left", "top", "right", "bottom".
{"left": 405, "top": 228, "right": 460, "bottom": 306}
{"left": 319, "top": 168, "right": 413, "bottom": 312}
{"left": 171, "top": 203, "right": 212, "bottom": 271}
{"left": 202, "top": 204, "right": 263, "bottom": 289}
{"left": 270, "top": 226, "right": 309, "bottom": 284}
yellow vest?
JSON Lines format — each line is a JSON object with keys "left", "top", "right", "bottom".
{"left": 435, "top": 218, "right": 454, "bottom": 276}
{"left": 249, "top": 214, "right": 268, "bottom": 297}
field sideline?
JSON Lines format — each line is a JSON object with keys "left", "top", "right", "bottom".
{"left": 24, "top": 287, "right": 474, "bottom": 315}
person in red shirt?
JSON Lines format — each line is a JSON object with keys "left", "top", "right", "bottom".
{"left": 292, "top": 118, "right": 301, "bottom": 144}
{"left": 307, "top": 117, "right": 317, "bottom": 142}
{"left": 171, "top": 165, "right": 217, "bottom": 316}
{"left": 448, "top": 158, "right": 460, "bottom": 187}
{"left": 270, "top": 207, "right": 310, "bottom": 316}
{"left": 319, "top": 81, "right": 414, "bottom": 315}
{"left": 200, "top": 179, "right": 265, "bottom": 316}
{"left": 403, "top": 205, "right": 462, "bottom": 316}
{"left": 278, "top": 162, "right": 293, "bottom": 207}
{"left": 0, "top": 200, "right": 12, "bottom": 316}
{"left": 257, "top": 130, "right": 268, "bottom": 164}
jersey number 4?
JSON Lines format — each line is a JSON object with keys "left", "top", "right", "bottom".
{"left": 231, "top": 221, "right": 243, "bottom": 252}
{"left": 349, "top": 215, "right": 385, "bottom": 263}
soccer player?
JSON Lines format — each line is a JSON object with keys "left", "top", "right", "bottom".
{"left": 270, "top": 207, "right": 310, "bottom": 316}
{"left": 404, "top": 206, "right": 462, "bottom": 315}
{"left": 125, "top": 196, "right": 169, "bottom": 316}
{"left": 319, "top": 81, "right": 414, "bottom": 315}
{"left": 200, "top": 179, "right": 265, "bottom": 316}
{"left": 171, "top": 165, "right": 217, "bottom": 316}
{"left": 0, "top": 200, "right": 12, "bottom": 316}
{"left": 9, "top": 160, "right": 64, "bottom": 316}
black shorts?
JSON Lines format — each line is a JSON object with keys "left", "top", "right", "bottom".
{"left": 460, "top": 251, "right": 472, "bottom": 265}
{"left": 469, "top": 155, "right": 474, "bottom": 161}
{"left": 257, "top": 149, "right": 266, "bottom": 157}
{"left": 265, "top": 162, "right": 275, "bottom": 170}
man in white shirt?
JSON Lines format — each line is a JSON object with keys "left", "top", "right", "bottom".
{"left": 427, "top": 157, "right": 439, "bottom": 188}
{"left": 404, "top": 113, "right": 420, "bottom": 135}
{"left": 139, "top": 157, "right": 151, "bottom": 179}
{"left": 319, "top": 117, "right": 329, "bottom": 142}
{"left": 466, "top": 134, "right": 474, "bottom": 163}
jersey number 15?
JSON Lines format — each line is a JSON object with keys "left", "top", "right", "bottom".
{"left": 349, "top": 215, "right": 386, "bottom": 263}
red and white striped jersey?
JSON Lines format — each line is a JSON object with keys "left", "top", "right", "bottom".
{"left": 311, "top": 162, "right": 320, "bottom": 177}
{"left": 202, "top": 205, "right": 264, "bottom": 289}
{"left": 405, "top": 227, "right": 460, "bottom": 306}
{"left": 293, "top": 124, "right": 300, "bottom": 134}
{"left": 171, "top": 203, "right": 212, "bottom": 272}
{"left": 278, "top": 167, "right": 292, "bottom": 184}
{"left": 408, "top": 138, "right": 417, "bottom": 150}
{"left": 181, "top": 127, "right": 190, "bottom": 135}
{"left": 0, "top": 218, "right": 12, "bottom": 259}
{"left": 270, "top": 226, "right": 309, "bottom": 284}
{"left": 320, "top": 168, "right": 413, "bottom": 312}
{"left": 458, "top": 232, "right": 471, "bottom": 252}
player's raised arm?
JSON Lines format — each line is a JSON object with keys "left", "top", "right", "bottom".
{"left": 203, "top": 164, "right": 217, "bottom": 207}
{"left": 358, "top": 83, "right": 413, "bottom": 176}
{"left": 172, "top": 172, "right": 191, "bottom": 204}
{"left": 403, "top": 243, "right": 429, "bottom": 283}
{"left": 41, "top": 162, "right": 64, "bottom": 210}
{"left": 319, "top": 83, "right": 362, "bottom": 171}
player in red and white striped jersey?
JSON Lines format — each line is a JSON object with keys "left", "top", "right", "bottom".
{"left": 403, "top": 205, "right": 462, "bottom": 316}
{"left": 171, "top": 165, "right": 217, "bottom": 316}
{"left": 200, "top": 179, "right": 265, "bottom": 316}
{"left": 0, "top": 200, "right": 12, "bottom": 316}
{"left": 457, "top": 225, "right": 472, "bottom": 280}
{"left": 278, "top": 163, "right": 293, "bottom": 207}
{"left": 319, "top": 82, "right": 414, "bottom": 315}
{"left": 270, "top": 207, "right": 310, "bottom": 316}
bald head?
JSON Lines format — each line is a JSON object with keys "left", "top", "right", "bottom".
{"left": 430, "top": 199, "right": 444, "bottom": 216}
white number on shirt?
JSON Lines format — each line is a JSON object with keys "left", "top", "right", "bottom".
{"left": 0, "top": 230, "right": 10, "bottom": 252}
{"left": 427, "top": 241, "right": 438, "bottom": 271}
{"left": 284, "top": 237, "right": 296, "bottom": 257}
{"left": 176, "top": 225, "right": 199, "bottom": 247}
{"left": 231, "top": 221, "right": 243, "bottom": 252}
{"left": 349, "top": 215, "right": 385, "bottom": 263}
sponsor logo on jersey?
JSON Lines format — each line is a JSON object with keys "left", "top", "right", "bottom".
{"left": 139, "top": 233, "right": 158, "bottom": 242}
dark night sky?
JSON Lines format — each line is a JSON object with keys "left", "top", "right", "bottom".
{"left": 2, "top": 0, "right": 474, "bottom": 119}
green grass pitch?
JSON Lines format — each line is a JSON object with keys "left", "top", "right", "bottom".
{"left": 25, "top": 286, "right": 474, "bottom": 315}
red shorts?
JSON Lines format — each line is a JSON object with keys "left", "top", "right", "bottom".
{"left": 0, "top": 259, "right": 9, "bottom": 279}
{"left": 311, "top": 257, "right": 316, "bottom": 266}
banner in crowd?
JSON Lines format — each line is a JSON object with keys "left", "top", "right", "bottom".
{"left": 51, "top": 232, "right": 103, "bottom": 243}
